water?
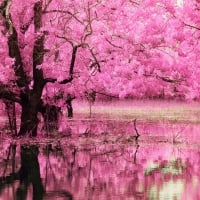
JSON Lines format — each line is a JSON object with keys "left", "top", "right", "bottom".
{"left": 0, "top": 121, "right": 200, "bottom": 200}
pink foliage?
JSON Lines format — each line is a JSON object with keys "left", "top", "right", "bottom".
{"left": 0, "top": 0, "right": 200, "bottom": 104}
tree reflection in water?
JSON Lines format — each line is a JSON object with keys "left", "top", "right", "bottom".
{"left": 17, "top": 145, "right": 44, "bottom": 200}
{"left": 0, "top": 143, "right": 73, "bottom": 200}
{"left": 0, "top": 122, "right": 200, "bottom": 199}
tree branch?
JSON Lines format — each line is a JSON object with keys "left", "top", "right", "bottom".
{"left": 44, "top": 78, "right": 57, "bottom": 84}
{"left": 43, "top": 9, "right": 83, "bottom": 24}
{"left": 88, "top": 46, "right": 101, "bottom": 72}
{"left": 0, "top": 0, "right": 29, "bottom": 89}
{"left": 59, "top": 45, "right": 78, "bottom": 84}
{"left": 129, "top": 0, "right": 140, "bottom": 6}
{"left": 0, "top": 84, "right": 21, "bottom": 103}
{"left": 81, "top": 3, "right": 93, "bottom": 42}
{"left": 32, "top": 1, "right": 47, "bottom": 92}
{"left": 44, "top": 45, "right": 78, "bottom": 84}
{"left": 133, "top": 119, "right": 140, "bottom": 137}
{"left": 183, "top": 22, "right": 200, "bottom": 31}
{"left": 95, "top": 91, "right": 118, "bottom": 98}
{"left": 56, "top": 35, "right": 74, "bottom": 47}
{"left": 105, "top": 38, "right": 123, "bottom": 49}
{"left": 43, "top": 0, "right": 53, "bottom": 12}
{"left": 156, "top": 75, "right": 184, "bottom": 83}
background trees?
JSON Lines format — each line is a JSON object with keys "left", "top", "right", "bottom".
{"left": 0, "top": 0, "right": 200, "bottom": 136}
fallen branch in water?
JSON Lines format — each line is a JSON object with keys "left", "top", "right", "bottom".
{"left": 133, "top": 119, "right": 140, "bottom": 137}
{"left": 133, "top": 119, "right": 140, "bottom": 144}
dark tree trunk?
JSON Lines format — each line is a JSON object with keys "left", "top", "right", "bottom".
{"left": 18, "top": 1, "right": 46, "bottom": 137}
{"left": 18, "top": 92, "right": 43, "bottom": 137}
{"left": 67, "top": 102, "right": 73, "bottom": 118}
{"left": 18, "top": 104, "right": 39, "bottom": 137}
{"left": 4, "top": 100, "right": 17, "bottom": 136}
{"left": 40, "top": 104, "right": 61, "bottom": 133}
{"left": 66, "top": 94, "right": 75, "bottom": 118}
{"left": 16, "top": 145, "right": 45, "bottom": 200}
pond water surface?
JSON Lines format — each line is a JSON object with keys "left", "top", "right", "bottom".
{"left": 0, "top": 120, "right": 200, "bottom": 200}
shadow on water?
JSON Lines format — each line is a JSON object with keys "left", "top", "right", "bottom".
{"left": 0, "top": 121, "right": 200, "bottom": 199}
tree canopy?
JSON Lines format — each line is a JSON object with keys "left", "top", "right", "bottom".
{"left": 0, "top": 0, "right": 200, "bottom": 136}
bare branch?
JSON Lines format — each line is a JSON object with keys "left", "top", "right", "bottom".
{"left": 105, "top": 38, "right": 123, "bottom": 49}
{"left": 95, "top": 91, "right": 118, "bottom": 99}
{"left": 59, "top": 76, "right": 73, "bottom": 84}
{"left": 43, "top": 9, "right": 84, "bottom": 24}
{"left": 59, "top": 45, "right": 78, "bottom": 84}
{"left": 44, "top": 78, "right": 57, "bottom": 84}
{"left": 133, "top": 119, "right": 140, "bottom": 137}
{"left": 81, "top": 3, "right": 93, "bottom": 42}
{"left": 20, "top": 17, "right": 34, "bottom": 34}
{"left": 156, "top": 75, "right": 184, "bottom": 83}
{"left": 88, "top": 46, "right": 101, "bottom": 72}
{"left": 129, "top": 0, "right": 140, "bottom": 6}
{"left": 56, "top": 35, "right": 74, "bottom": 47}
{"left": 183, "top": 22, "right": 200, "bottom": 31}
{"left": 43, "top": 0, "right": 53, "bottom": 12}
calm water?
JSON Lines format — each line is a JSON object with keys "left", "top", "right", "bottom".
{"left": 0, "top": 121, "right": 200, "bottom": 200}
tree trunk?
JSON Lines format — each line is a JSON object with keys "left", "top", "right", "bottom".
{"left": 17, "top": 0, "right": 46, "bottom": 137}
{"left": 41, "top": 104, "right": 61, "bottom": 134}
{"left": 4, "top": 100, "right": 17, "bottom": 136}
{"left": 18, "top": 93, "right": 41, "bottom": 137}
{"left": 66, "top": 94, "right": 75, "bottom": 118}
{"left": 18, "top": 108, "right": 38, "bottom": 137}
{"left": 67, "top": 103, "right": 73, "bottom": 118}
{"left": 66, "top": 100, "right": 73, "bottom": 118}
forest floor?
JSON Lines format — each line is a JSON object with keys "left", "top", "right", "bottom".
{"left": 73, "top": 99, "right": 200, "bottom": 123}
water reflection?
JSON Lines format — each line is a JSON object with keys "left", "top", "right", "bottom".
{"left": 0, "top": 130, "right": 200, "bottom": 199}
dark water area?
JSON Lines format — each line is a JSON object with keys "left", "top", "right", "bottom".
{"left": 0, "top": 121, "right": 200, "bottom": 200}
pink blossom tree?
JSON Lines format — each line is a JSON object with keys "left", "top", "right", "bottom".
{"left": 0, "top": 0, "right": 103, "bottom": 136}
{"left": 0, "top": 0, "right": 200, "bottom": 137}
{"left": 92, "top": 0, "right": 200, "bottom": 100}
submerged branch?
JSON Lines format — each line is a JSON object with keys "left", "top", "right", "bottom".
{"left": 133, "top": 119, "right": 140, "bottom": 137}
{"left": 133, "top": 119, "right": 140, "bottom": 145}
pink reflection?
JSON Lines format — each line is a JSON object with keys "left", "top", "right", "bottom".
{"left": 0, "top": 121, "right": 200, "bottom": 199}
